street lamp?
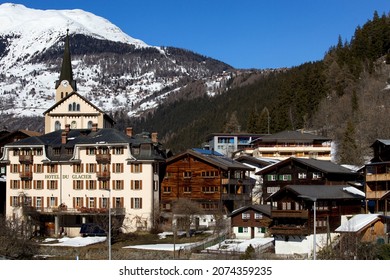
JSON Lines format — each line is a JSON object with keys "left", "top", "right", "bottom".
{"left": 103, "top": 188, "right": 112, "bottom": 260}
{"left": 299, "top": 195, "right": 317, "bottom": 260}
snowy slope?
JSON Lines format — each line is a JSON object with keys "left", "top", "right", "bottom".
{"left": 0, "top": 3, "right": 148, "bottom": 70}
{"left": 0, "top": 3, "right": 233, "bottom": 120}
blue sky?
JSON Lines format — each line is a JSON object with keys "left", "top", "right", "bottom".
{"left": 2, "top": 0, "right": 389, "bottom": 69}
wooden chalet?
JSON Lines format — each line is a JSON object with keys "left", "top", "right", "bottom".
{"left": 257, "top": 157, "right": 362, "bottom": 202}
{"left": 336, "top": 214, "right": 390, "bottom": 244}
{"left": 160, "top": 148, "right": 255, "bottom": 214}
{"left": 228, "top": 204, "right": 272, "bottom": 239}
{"left": 267, "top": 185, "right": 364, "bottom": 237}
{"left": 364, "top": 139, "right": 390, "bottom": 214}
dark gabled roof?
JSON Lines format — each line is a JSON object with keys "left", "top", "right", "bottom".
{"left": 370, "top": 139, "right": 390, "bottom": 147}
{"left": 234, "top": 155, "right": 273, "bottom": 168}
{"left": 166, "top": 149, "right": 254, "bottom": 171}
{"left": 268, "top": 185, "right": 365, "bottom": 202}
{"left": 256, "top": 157, "right": 356, "bottom": 175}
{"left": 252, "top": 130, "right": 331, "bottom": 143}
{"left": 4, "top": 128, "right": 166, "bottom": 162}
{"left": 228, "top": 204, "right": 272, "bottom": 217}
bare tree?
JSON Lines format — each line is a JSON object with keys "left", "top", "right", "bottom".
{"left": 172, "top": 198, "right": 204, "bottom": 237}
{"left": 0, "top": 215, "right": 39, "bottom": 259}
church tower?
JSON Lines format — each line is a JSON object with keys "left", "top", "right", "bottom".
{"left": 55, "top": 29, "right": 77, "bottom": 102}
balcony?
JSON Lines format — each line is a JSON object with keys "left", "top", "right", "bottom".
{"left": 22, "top": 206, "right": 126, "bottom": 216}
{"left": 269, "top": 225, "right": 310, "bottom": 236}
{"left": 271, "top": 209, "right": 309, "bottom": 219}
{"left": 19, "top": 155, "right": 33, "bottom": 164}
{"left": 96, "top": 171, "right": 110, "bottom": 181}
{"left": 221, "top": 178, "right": 252, "bottom": 185}
{"left": 19, "top": 171, "right": 33, "bottom": 180}
{"left": 96, "top": 154, "right": 111, "bottom": 164}
{"left": 366, "top": 173, "right": 390, "bottom": 182}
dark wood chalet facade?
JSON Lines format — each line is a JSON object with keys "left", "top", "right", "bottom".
{"left": 257, "top": 157, "right": 362, "bottom": 202}
{"left": 364, "top": 139, "right": 390, "bottom": 214}
{"left": 267, "top": 185, "right": 364, "bottom": 237}
{"left": 160, "top": 148, "right": 255, "bottom": 214}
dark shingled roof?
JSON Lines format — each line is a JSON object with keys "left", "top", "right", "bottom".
{"left": 268, "top": 185, "right": 365, "bottom": 201}
{"left": 4, "top": 128, "right": 166, "bottom": 162}
{"left": 166, "top": 149, "right": 254, "bottom": 171}
{"left": 257, "top": 157, "right": 356, "bottom": 175}
{"left": 228, "top": 204, "right": 272, "bottom": 217}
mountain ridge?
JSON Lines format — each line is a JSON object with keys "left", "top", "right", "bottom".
{"left": 0, "top": 3, "right": 241, "bottom": 120}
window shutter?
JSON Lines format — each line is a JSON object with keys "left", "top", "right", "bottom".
{"left": 131, "top": 164, "right": 134, "bottom": 173}
{"left": 140, "top": 198, "right": 143, "bottom": 209}
{"left": 140, "top": 164, "right": 143, "bottom": 173}
{"left": 131, "top": 180, "right": 134, "bottom": 190}
{"left": 140, "top": 181, "right": 143, "bottom": 190}
{"left": 131, "top": 198, "right": 134, "bottom": 208}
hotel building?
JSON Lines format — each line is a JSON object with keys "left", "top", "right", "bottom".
{"left": 1, "top": 31, "right": 167, "bottom": 236}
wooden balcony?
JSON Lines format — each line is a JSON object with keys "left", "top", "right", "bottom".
{"left": 96, "top": 154, "right": 111, "bottom": 164}
{"left": 366, "top": 173, "right": 390, "bottom": 182}
{"left": 221, "top": 178, "right": 252, "bottom": 185}
{"left": 96, "top": 171, "right": 110, "bottom": 181}
{"left": 271, "top": 209, "right": 309, "bottom": 219}
{"left": 19, "top": 155, "right": 33, "bottom": 164}
{"left": 269, "top": 225, "right": 310, "bottom": 236}
{"left": 19, "top": 171, "right": 33, "bottom": 180}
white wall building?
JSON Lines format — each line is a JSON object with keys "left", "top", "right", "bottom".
{"left": 1, "top": 31, "right": 167, "bottom": 237}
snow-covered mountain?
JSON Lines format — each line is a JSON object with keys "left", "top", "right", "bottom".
{"left": 0, "top": 3, "right": 235, "bottom": 118}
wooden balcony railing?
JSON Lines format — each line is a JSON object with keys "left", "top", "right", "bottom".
{"left": 96, "top": 154, "right": 111, "bottom": 164}
{"left": 271, "top": 209, "right": 309, "bottom": 219}
{"left": 19, "top": 171, "right": 33, "bottom": 180}
{"left": 269, "top": 225, "right": 310, "bottom": 236}
{"left": 22, "top": 206, "right": 126, "bottom": 216}
{"left": 19, "top": 155, "right": 33, "bottom": 164}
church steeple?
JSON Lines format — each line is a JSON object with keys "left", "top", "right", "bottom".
{"left": 55, "top": 29, "right": 76, "bottom": 102}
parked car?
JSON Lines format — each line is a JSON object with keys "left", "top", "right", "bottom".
{"left": 79, "top": 223, "right": 106, "bottom": 237}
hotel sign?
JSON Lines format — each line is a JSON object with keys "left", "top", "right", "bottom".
{"left": 44, "top": 174, "right": 93, "bottom": 179}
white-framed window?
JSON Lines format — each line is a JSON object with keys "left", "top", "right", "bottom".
{"left": 242, "top": 213, "right": 250, "bottom": 220}
{"left": 254, "top": 213, "right": 263, "bottom": 219}
{"left": 312, "top": 172, "right": 322, "bottom": 179}
{"left": 298, "top": 172, "right": 307, "bottom": 179}
{"left": 267, "top": 186, "right": 280, "bottom": 194}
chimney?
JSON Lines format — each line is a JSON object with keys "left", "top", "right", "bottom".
{"left": 61, "top": 131, "right": 67, "bottom": 144}
{"left": 126, "top": 127, "right": 133, "bottom": 137}
{"left": 92, "top": 123, "right": 98, "bottom": 132}
{"left": 65, "top": 124, "right": 70, "bottom": 132}
{"left": 151, "top": 132, "right": 158, "bottom": 143}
